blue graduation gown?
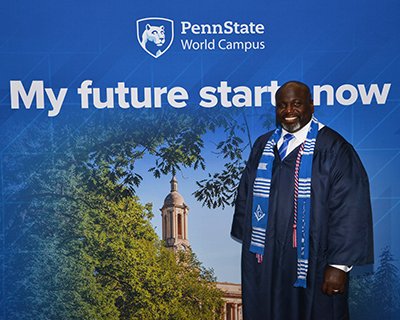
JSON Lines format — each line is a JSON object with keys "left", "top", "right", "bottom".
{"left": 231, "top": 126, "right": 374, "bottom": 320}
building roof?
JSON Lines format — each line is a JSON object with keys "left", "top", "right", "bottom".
{"left": 163, "top": 177, "right": 186, "bottom": 207}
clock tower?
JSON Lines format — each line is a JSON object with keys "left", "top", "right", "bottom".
{"left": 160, "top": 177, "right": 190, "bottom": 251}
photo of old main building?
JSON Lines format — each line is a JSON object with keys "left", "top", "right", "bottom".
{"left": 160, "top": 177, "right": 242, "bottom": 320}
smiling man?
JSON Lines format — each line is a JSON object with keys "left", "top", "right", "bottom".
{"left": 275, "top": 81, "right": 314, "bottom": 133}
{"left": 231, "top": 81, "right": 374, "bottom": 320}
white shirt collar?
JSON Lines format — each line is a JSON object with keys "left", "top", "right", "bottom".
{"left": 281, "top": 120, "right": 312, "bottom": 144}
{"left": 277, "top": 117, "right": 324, "bottom": 155}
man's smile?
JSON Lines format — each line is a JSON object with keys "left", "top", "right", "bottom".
{"left": 284, "top": 116, "right": 298, "bottom": 122}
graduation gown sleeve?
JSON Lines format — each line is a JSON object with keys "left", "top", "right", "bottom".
{"left": 325, "top": 140, "right": 374, "bottom": 266}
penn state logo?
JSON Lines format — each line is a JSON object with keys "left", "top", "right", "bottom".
{"left": 136, "top": 17, "right": 174, "bottom": 58}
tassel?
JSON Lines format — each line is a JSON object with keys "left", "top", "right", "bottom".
{"left": 256, "top": 254, "right": 263, "bottom": 263}
{"left": 293, "top": 224, "right": 297, "bottom": 248}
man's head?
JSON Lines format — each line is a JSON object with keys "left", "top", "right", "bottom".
{"left": 275, "top": 81, "right": 314, "bottom": 133}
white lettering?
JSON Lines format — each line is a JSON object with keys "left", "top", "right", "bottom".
{"left": 78, "top": 81, "right": 187, "bottom": 109}
{"left": 200, "top": 81, "right": 280, "bottom": 108}
{"left": 336, "top": 84, "right": 358, "bottom": 106}
{"left": 217, "top": 81, "right": 232, "bottom": 107}
{"left": 115, "top": 82, "right": 129, "bottom": 109}
{"left": 11, "top": 81, "right": 67, "bottom": 116}
{"left": 249, "top": 22, "right": 256, "bottom": 34}
{"left": 313, "top": 83, "right": 391, "bottom": 106}
{"left": 232, "top": 86, "right": 252, "bottom": 107}
{"left": 357, "top": 83, "right": 391, "bottom": 104}
{"left": 77, "top": 80, "right": 93, "bottom": 108}
{"left": 217, "top": 39, "right": 265, "bottom": 52}
{"left": 268, "top": 81, "right": 280, "bottom": 106}
{"left": 181, "top": 39, "right": 215, "bottom": 50}
{"left": 167, "top": 87, "right": 188, "bottom": 108}
{"left": 192, "top": 24, "right": 200, "bottom": 34}
{"left": 255, "top": 24, "right": 264, "bottom": 34}
{"left": 131, "top": 87, "right": 151, "bottom": 108}
{"left": 240, "top": 24, "right": 249, "bottom": 34}
{"left": 154, "top": 87, "right": 167, "bottom": 108}
{"left": 245, "top": 42, "right": 252, "bottom": 52}
{"left": 199, "top": 87, "right": 218, "bottom": 108}
{"left": 313, "top": 85, "right": 334, "bottom": 106}
{"left": 181, "top": 21, "right": 191, "bottom": 34}
{"left": 181, "top": 39, "right": 193, "bottom": 49}
{"left": 218, "top": 39, "right": 227, "bottom": 50}
{"left": 11, "top": 80, "right": 44, "bottom": 110}
{"left": 212, "top": 24, "right": 223, "bottom": 34}
{"left": 254, "top": 86, "right": 269, "bottom": 107}
{"left": 224, "top": 21, "right": 233, "bottom": 34}
{"left": 93, "top": 87, "right": 114, "bottom": 109}
{"left": 45, "top": 88, "right": 68, "bottom": 117}
{"left": 201, "top": 24, "right": 211, "bottom": 34}
{"left": 10, "top": 80, "right": 393, "bottom": 116}
{"left": 181, "top": 21, "right": 265, "bottom": 35}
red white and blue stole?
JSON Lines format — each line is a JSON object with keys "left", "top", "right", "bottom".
{"left": 250, "top": 116, "right": 320, "bottom": 288}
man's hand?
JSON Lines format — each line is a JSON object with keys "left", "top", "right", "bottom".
{"left": 321, "top": 266, "right": 347, "bottom": 296}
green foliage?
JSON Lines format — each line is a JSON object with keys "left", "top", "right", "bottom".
{"left": 4, "top": 136, "right": 224, "bottom": 318}
{"left": 3, "top": 104, "right": 276, "bottom": 318}
{"left": 78, "top": 181, "right": 224, "bottom": 319}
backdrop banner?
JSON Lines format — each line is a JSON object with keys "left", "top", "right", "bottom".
{"left": 1, "top": 0, "right": 399, "bottom": 319}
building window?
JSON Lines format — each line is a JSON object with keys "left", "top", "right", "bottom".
{"left": 178, "top": 214, "right": 182, "bottom": 239}
{"left": 163, "top": 215, "right": 167, "bottom": 238}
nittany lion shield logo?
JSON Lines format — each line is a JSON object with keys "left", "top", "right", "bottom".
{"left": 137, "top": 17, "right": 174, "bottom": 58}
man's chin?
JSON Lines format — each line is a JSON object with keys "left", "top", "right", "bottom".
{"left": 281, "top": 122, "right": 301, "bottom": 133}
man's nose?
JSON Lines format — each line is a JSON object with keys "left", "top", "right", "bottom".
{"left": 286, "top": 103, "right": 295, "bottom": 112}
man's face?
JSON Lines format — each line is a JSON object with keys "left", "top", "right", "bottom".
{"left": 275, "top": 83, "right": 314, "bottom": 133}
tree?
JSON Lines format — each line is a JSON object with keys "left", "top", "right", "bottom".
{"left": 2, "top": 104, "right": 274, "bottom": 317}
{"left": 193, "top": 108, "right": 275, "bottom": 209}
{"left": 4, "top": 134, "right": 225, "bottom": 318}
{"left": 349, "top": 247, "right": 400, "bottom": 320}
{"left": 78, "top": 165, "right": 224, "bottom": 319}
{"left": 348, "top": 272, "right": 375, "bottom": 320}
{"left": 372, "top": 246, "right": 400, "bottom": 318}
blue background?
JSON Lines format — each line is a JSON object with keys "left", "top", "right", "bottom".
{"left": 1, "top": 0, "right": 399, "bottom": 317}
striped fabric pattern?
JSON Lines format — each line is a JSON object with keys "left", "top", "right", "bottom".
{"left": 250, "top": 116, "right": 321, "bottom": 289}
{"left": 278, "top": 133, "right": 294, "bottom": 159}
{"left": 253, "top": 178, "right": 271, "bottom": 198}
{"left": 251, "top": 226, "right": 267, "bottom": 249}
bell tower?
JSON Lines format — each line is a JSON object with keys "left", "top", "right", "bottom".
{"left": 160, "top": 177, "right": 190, "bottom": 251}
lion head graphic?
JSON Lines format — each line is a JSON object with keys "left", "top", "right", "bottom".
{"left": 137, "top": 18, "right": 174, "bottom": 58}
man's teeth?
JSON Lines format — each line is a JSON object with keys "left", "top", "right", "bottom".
{"left": 285, "top": 116, "right": 297, "bottom": 121}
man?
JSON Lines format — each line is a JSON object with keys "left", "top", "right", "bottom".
{"left": 231, "top": 81, "right": 374, "bottom": 320}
